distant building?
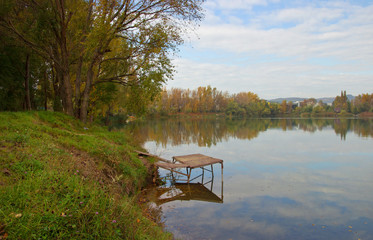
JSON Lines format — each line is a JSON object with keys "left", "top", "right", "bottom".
{"left": 294, "top": 101, "right": 301, "bottom": 107}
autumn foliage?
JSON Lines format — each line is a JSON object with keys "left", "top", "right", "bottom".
{"left": 148, "top": 87, "right": 373, "bottom": 118}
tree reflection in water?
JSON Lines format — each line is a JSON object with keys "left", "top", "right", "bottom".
{"left": 128, "top": 118, "right": 373, "bottom": 147}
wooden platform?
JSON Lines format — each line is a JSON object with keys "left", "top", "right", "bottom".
{"left": 135, "top": 151, "right": 223, "bottom": 183}
{"left": 173, "top": 154, "right": 223, "bottom": 168}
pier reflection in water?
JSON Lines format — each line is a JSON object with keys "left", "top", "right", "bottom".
{"left": 143, "top": 168, "right": 224, "bottom": 235}
{"left": 146, "top": 177, "right": 223, "bottom": 205}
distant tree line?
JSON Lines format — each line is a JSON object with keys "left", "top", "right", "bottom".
{"left": 148, "top": 87, "right": 373, "bottom": 118}
{"left": 148, "top": 86, "right": 279, "bottom": 117}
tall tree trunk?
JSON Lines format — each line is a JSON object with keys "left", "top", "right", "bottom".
{"left": 79, "top": 64, "right": 94, "bottom": 122}
{"left": 44, "top": 69, "right": 48, "bottom": 110}
{"left": 62, "top": 70, "right": 74, "bottom": 116}
{"left": 55, "top": 0, "right": 74, "bottom": 117}
{"left": 80, "top": 50, "right": 103, "bottom": 122}
{"left": 52, "top": 67, "right": 63, "bottom": 112}
{"left": 24, "top": 54, "right": 31, "bottom": 110}
{"left": 58, "top": 34, "right": 74, "bottom": 116}
{"left": 74, "top": 0, "right": 94, "bottom": 118}
{"left": 75, "top": 56, "right": 83, "bottom": 118}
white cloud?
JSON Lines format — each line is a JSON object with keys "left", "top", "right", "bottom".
{"left": 169, "top": 56, "right": 372, "bottom": 99}
{"left": 215, "top": 0, "right": 268, "bottom": 10}
{"left": 271, "top": 6, "right": 345, "bottom": 25}
{"left": 170, "top": 1, "right": 373, "bottom": 98}
{"left": 195, "top": 4, "right": 373, "bottom": 60}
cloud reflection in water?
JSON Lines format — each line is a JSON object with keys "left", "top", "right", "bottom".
{"left": 134, "top": 119, "right": 373, "bottom": 240}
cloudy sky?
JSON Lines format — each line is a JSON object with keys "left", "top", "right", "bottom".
{"left": 166, "top": 0, "right": 373, "bottom": 99}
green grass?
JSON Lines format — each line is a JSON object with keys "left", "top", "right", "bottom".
{"left": 0, "top": 111, "right": 171, "bottom": 240}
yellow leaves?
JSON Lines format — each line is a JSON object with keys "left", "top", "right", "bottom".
{"left": 136, "top": 218, "right": 140, "bottom": 223}
{"left": 10, "top": 213, "right": 22, "bottom": 218}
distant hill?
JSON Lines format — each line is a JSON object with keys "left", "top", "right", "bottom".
{"left": 269, "top": 95, "right": 355, "bottom": 104}
{"left": 316, "top": 97, "right": 335, "bottom": 104}
{"left": 269, "top": 97, "right": 306, "bottom": 103}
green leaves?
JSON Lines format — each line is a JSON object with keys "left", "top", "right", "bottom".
{"left": 1, "top": 0, "right": 204, "bottom": 121}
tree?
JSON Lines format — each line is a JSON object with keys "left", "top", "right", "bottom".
{"left": 225, "top": 101, "right": 245, "bottom": 117}
{"left": 1, "top": 0, "right": 204, "bottom": 121}
{"left": 352, "top": 93, "right": 373, "bottom": 113}
{"left": 234, "top": 92, "right": 259, "bottom": 107}
{"left": 0, "top": 28, "right": 47, "bottom": 111}
{"left": 280, "top": 100, "right": 287, "bottom": 114}
{"left": 333, "top": 90, "right": 349, "bottom": 113}
{"left": 0, "top": 34, "right": 26, "bottom": 111}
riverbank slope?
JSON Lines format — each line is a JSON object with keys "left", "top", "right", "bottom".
{"left": 0, "top": 111, "right": 170, "bottom": 239}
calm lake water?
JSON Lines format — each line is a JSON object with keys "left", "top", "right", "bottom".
{"left": 128, "top": 118, "right": 373, "bottom": 240}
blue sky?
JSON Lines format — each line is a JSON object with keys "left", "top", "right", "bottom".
{"left": 166, "top": 0, "right": 373, "bottom": 99}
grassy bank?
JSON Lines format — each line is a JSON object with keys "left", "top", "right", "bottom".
{"left": 0, "top": 111, "right": 171, "bottom": 240}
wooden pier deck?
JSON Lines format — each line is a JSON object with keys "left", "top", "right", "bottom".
{"left": 136, "top": 151, "right": 223, "bottom": 183}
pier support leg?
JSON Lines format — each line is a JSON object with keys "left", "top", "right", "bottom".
{"left": 221, "top": 162, "right": 224, "bottom": 200}
{"left": 187, "top": 168, "right": 192, "bottom": 183}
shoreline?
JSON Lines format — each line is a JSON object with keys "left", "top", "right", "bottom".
{"left": 147, "top": 111, "right": 373, "bottom": 119}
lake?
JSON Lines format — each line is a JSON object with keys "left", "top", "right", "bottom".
{"left": 127, "top": 118, "right": 373, "bottom": 240}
